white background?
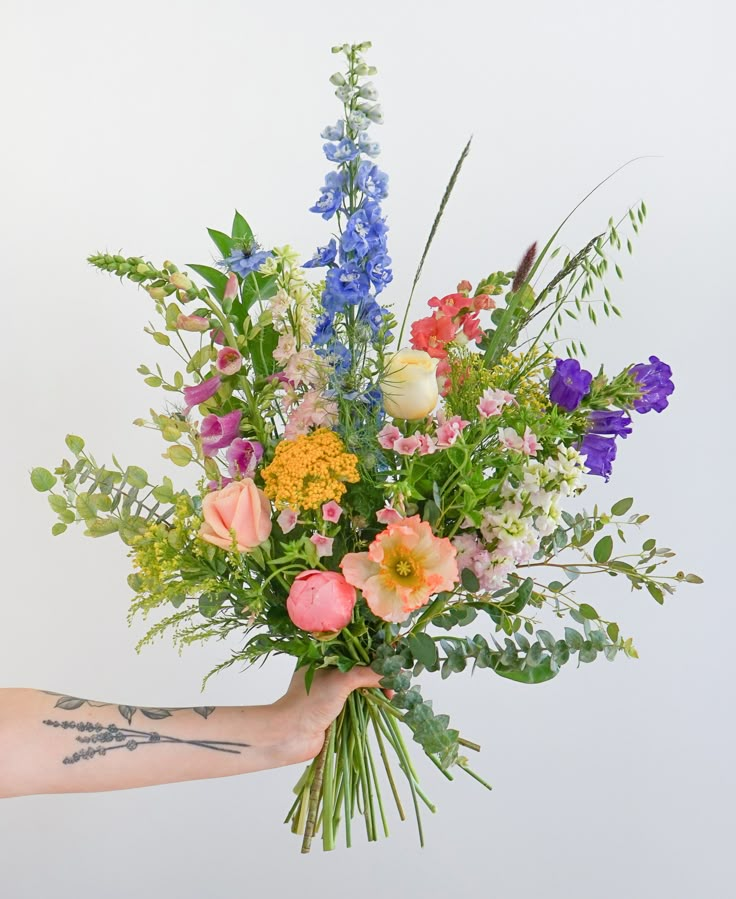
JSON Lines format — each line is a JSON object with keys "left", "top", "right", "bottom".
{"left": 1, "top": 1, "right": 733, "bottom": 896}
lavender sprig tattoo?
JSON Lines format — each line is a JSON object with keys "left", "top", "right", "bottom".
{"left": 43, "top": 719, "right": 250, "bottom": 765}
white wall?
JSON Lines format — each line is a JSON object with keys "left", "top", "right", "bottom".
{"left": 1, "top": 0, "right": 732, "bottom": 895}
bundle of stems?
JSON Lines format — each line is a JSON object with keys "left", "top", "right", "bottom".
{"left": 284, "top": 687, "right": 491, "bottom": 853}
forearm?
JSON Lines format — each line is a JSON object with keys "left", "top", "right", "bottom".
{"left": 0, "top": 687, "right": 307, "bottom": 799}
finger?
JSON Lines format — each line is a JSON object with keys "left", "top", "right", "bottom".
{"left": 347, "top": 665, "right": 384, "bottom": 692}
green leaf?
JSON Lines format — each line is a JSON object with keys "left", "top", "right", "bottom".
{"left": 579, "top": 603, "right": 599, "bottom": 620}
{"left": 83, "top": 518, "right": 120, "bottom": 537}
{"left": 493, "top": 657, "right": 558, "bottom": 684}
{"left": 461, "top": 567, "right": 480, "bottom": 592}
{"left": 643, "top": 538, "right": 656, "bottom": 552}
{"left": 606, "top": 622, "right": 620, "bottom": 642}
{"left": 51, "top": 522, "right": 68, "bottom": 536}
{"left": 593, "top": 535, "right": 613, "bottom": 563}
{"left": 647, "top": 583, "right": 664, "bottom": 604}
{"left": 199, "top": 592, "right": 225, "bottom": 618}
{"left": 207, "top": 228, "right": 236, "bottom": 258}
{"left": 232, "top": 210, "right": 254, "bottom": 243}
{"left": 65, "top": 434, "right": 85, "bottom": 455}
{"left": 48, "top": 494, "right": 68, "bottom": 514}
{"left": 31, "top": 467, "right": 57, "bottom": 491}
{"left": 250, "top": 324, "right": 280, "bottom": 377}
{"left": 611, "top": 497, "right": 634, "bottom": 516}
{"left": 125, "top": 466, "right": 148, "bottom": 489}
{"left": 166, "top": 445, "right": 193, "bottom": 467}
{"left": 564, "top": 627, "right": 584, "bottom": 651}
{"left": 408, "top": 633, "right": 438, "bottom": 670}
{"left": 187, "top": 264, "right": 229, "bottom": 301}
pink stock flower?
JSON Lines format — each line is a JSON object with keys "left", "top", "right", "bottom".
{"left": 200, "top": 409, "right": 242, "bottom": 457}
{"left": 176, "top": 313, "right": 210, "bottom": 332}
{"left": 498, "top": 425, "right": 539, "bottom": 455}
{"left": 435, "top": 414, "right": 470, "bottom": 448}
{"left": 284, "top": 390, "right": 338, "bottom": 440}
{"left": 321, "top": 501, "right": 343, "bottom": 523}
{"left": 377, "top": 423, "right": 402, "bottom": 450}
{"left": 183, "top": 375, "right": 222, "bottom": 413}
{"left": 310, "top": 533, "right": 335, "bottom": 558}
{"left": 286, "top": 570, "right": 356, "bottom": 633}
{"left": 277, "top": 508, "right": 299, "bottom": 534}
{"left": 417, "top": 434, "right": 437, "bottom": 455}
{"left": 394, "top": 434, "right": 422, "bottom": 456}
{"left": 477, "top": 388, "right": 516, "bottom": 418}
{"left": 199, "top": 478, "right": 272, "bottom": 552}
{"left": 223, "top": 272, "right": 239, "bottom": 301}
{"left": 216, "top": 347, "right": 243, "bottom": 376}
{"left": 226, "top": 438, "right": 263, "bottom": 478}
{"left": 376, "top": 507, "right": 403, "bottom": 525}
{"left": 521, "top": 426, "right": 540, "bottom": 455}
{"left": 340, "top": 515, "right": 459, "bottom": 623}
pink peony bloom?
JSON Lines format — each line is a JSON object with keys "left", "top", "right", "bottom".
{"left": 321, "top": 500, "right": 343, "bottom": 523}
{"left": 223, "top": 272, "right": 239, "bottom": 301}
{"left": 226, "top": 438, "right": 263, "bottom": 478}
{"left": 376, "top": 507, "right": 403, "bottom": 525}
{"left": 393, "top": 434, "right": 421, "bottom": 456}
{"left": 199, "top": 478, "right": 272, "bottom": 552}
{"left": 176, "top": 313, "right": 210, "bottom": 332}
{"left": 200, "top": 409, "right": 242, "bottom": 457}
{"left": 277, "top": 508, "right": 299, "bottom": 534}
{"left": 216, "top": 347, "right": 243, "bottom": 376}
{"left": 183, "top": 374, "right": 221, "bottom": 413}
{"left": 340, "top": 515, "right": 459, "bottom": 623}
{"left": 310, "top": 533, "right": 335, "bottom": 558}
{"left": 377, "top": 423, "right": 402, "bottom": 450}
{"left": 286, "top": 570, "right": 356, "bottom": 633}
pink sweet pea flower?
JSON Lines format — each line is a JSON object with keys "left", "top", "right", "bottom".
{"left": 310, "top": 533, "right": 335, "bottom": 558}
{"left": 216, "top": 347, "right": 243, "bottom": 376}
{"left": 377, "top": 507, "right": 404, "bottom": 525}
{"left": 183, "top": 375, "right": 222, "bottom": 413}
{"left": 277, "top": 508, "right": 299, "bottom": 534}
{"left": 377, "top": 423, "right": 402, "bottom": 450}
{"left": 521, "top": 426, "right": 539, "bottom": 456}
{"left": 226, "top": 438, "right": 263, "bottom": 478}
{"left": 200, "top": 409, "right": 242, "bottom": 457}
{"left": 394, "top": 434, "right": 421, "bottom": 456}
{"left": 322, "top": 500, "right": 343, "bottom": 523}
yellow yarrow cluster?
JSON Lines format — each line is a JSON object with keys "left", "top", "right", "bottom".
{"left": 488, "top": 351, "right": 553, "bottom": 413}
{"left": 262, "top": 428, "right": 360, "bottom": 511}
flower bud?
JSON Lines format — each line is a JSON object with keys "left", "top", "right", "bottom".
{"left": 358, "top": 82, "right": 379, "bottom": 100}
{"left": 176, "top": 313, "right": 209, "bottom": 332}
{"left": 147, "top": 286, "right": 166, "bottom": 301}
{"left": 169, "top": 272, "right": 192, "bottom": 291}
{"left": 223, "top": 272, "right": 238, "bottom": 301}
{"left": 329, "top": 72, "right": 346, "bottom": 86}
{"left": 380, "top": 349, "right": 439, "bottom": 420}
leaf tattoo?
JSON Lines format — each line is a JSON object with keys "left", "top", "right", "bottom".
{"left": 42, "top": 692, "right": 216, "bottom": 724}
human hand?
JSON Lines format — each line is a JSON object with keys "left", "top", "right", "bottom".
{"left": 270, "top": 665, "right": 391, "bottom": 764}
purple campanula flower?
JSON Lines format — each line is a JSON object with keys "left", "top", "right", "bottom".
{"left": 183, "top": 375, "right": 222, "bottom": 414}
{"left": 628, "top": 355, "right": 674, "bottom": 413}
{"left": 200, "top": 409, "right": 242, "bottom": 458}
{"left": 578, "top": 433, "right": 617, "bottom": 482}
{"left": 586, "top": 409, "right": 633, "bottom": 438}
{"left": 356, "top": 161, "right": 389, "bottom": 200}
{"left": 549, "top": 358, "right": 593, "bottom": 411}
{"left": 309, "top": 172, "right": 344, "bottom": 220}
{"left": 303, "top": 238, "right": 337, "bottom": 269}
{"left": 323, "top": 138, "right": 359, "bottom": 163}
{"left": 226, "top": 438, "right": 264, "bottom": 479}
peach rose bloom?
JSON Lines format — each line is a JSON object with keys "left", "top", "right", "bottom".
{"left": 286, "top": 570, "right": 356, "bottom": 633}
{"left": 340, "top": 515, "right": 459, "bottom": 623}
{"left": 199, "top": 478, "right": 272, "bottom": 552}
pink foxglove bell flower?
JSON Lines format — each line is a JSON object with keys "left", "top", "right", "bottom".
{"left": 176, "top": 313, "right": 210, "bottom": 332}
{"left": 277, "top": 508, "right": 299, "bottom": 534}
{"left": 286, "top": 570, "right": 356, "bottom": 634}
{"left": 183, "top": 374, "right": 222, "bottom": 413}
{"left": 216, "top": 347, "right": 243, "bottom": 376}
{"left": 210, "top": 328, "right": 227, "bottom": 346}
{"left": 226, "top": 438, "right": 263, "bottom": 478}
{"left": 321, "top": 500, "right": 343, "bottom": 523}
{"left": 223, "top": 272, "right": 239, "bottom": 302}
{"left": 199, "top": 478, "right": 272, "bottom": 552}
{"left": 310, "top": 533, "right": 335, "bottom": 558}
{"left": 200, "top": 409, "right": 242, "bottom": 457}
{"left": 376, "top": 506, "right": 403, "bottom": 525}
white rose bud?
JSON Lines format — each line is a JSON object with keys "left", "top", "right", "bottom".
{"left": 380, "top": 349, "right": 439, "bottom": 420}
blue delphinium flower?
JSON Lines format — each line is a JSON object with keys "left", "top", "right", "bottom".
{"left": 341, "top": 210, "right": 373, "bottom": 259}
{"left": 303, "top": 238, "right": 338, "bottom": 269}
{"left": 323, "top": 138, "right": 360, "bottom": 163}
{"left": 320, "top": 121, "right": 345, "bottom": 141}
{"left": 356, "top": 161, "right": 389, "bottom": 200}
{"left": 357, "top": 132, "right": 381, "bottom": 157}
{"left": 549, "top": 358, "right": 593, "bottom": 411}
{"left": 218, "top": 248, "right": 272, "bottom": 277}
{"left": 578, "top": 433, "right": 618, "bottom": 482}
{"left": 628, "top": 355, "right": 674, "bottom": 413}
{"left": 356, "top": 297, "right": 389, "bottom": 336}
{"left": 309, "top": 172, "right": 344, "bottom": 220}
{"left": 324, "top": 264, "right": 371, "bottom": 312}
{"left": 312, "top": 313, "right": 335, "bottom": 346}
{"left": 586, "top": 409, "right": 633, "bottom": 438}
{"left": 366, "top": 252, "right": 393, "bottom": 293}
{"left": 317, "top": 341, "right": 352, "bottom": 375}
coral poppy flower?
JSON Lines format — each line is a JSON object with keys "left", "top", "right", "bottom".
{"left": 340, "top": 515, "right": 459, "bottom": 623}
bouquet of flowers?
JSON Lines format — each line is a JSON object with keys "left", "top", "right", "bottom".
{"left": 31, "top": 41, "right": 702, "bottom": 853}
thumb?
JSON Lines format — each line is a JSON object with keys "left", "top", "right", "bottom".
{"left": 347, "top": 665, "right": 395, "bottom": 699}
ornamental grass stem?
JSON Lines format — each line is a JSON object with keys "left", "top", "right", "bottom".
{"left": 301, "top": 718, "right": 335, "bottom": 854}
